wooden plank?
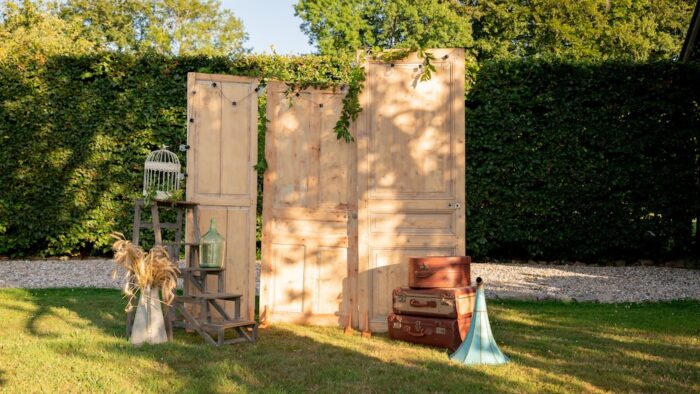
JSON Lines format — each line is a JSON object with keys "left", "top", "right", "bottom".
{"left": 138, "top": 222, "right": 180, "bottom": 230}
{"left": 132, "top": 200, "right": 142, "bottom": 245}
{"left": 314, "top": 247, "right": 348, "bottom": 315}
{"left": 194, "top": 79, "right": 222, "bottom": 195}
{"left": 347, "top": 120, "right": 359, "bottom": 329}
{"left": 270, "top": 243, "right": 306, "bottom": 314}
{"left": 193, "top": 73, "right": 261, "bottom": 84}
{"left": 221, "top": 81, "right": 252, "bottom": 195}
{"left": 261, "top": 82, "right": 355, "bottom": 327}
{"left": 453, "top": 49, "right": 467, "bottom": 256}
{"left": 151, "top": 204, "right": 163, "bottom": 245}
{"left": 173, "top": 209, "right": 183, "bottom": 261}
{"left": 186, "top": 73, "right": 258, "bottom": 322}
{"left": 357, "top": 49, "right": 465, "bottom": 332}
{"left": 270, "top": 207, "right": 350, "bottom": 222}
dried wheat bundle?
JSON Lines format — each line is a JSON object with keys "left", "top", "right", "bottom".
{"left": 111, "top": 232, "right": 180, "bottom": 311}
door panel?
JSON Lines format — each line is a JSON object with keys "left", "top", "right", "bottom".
{"left": 357, "top": 49, "right": 466, "bottom": 332}
{"left": 314, "top": 247, "right": 348, "bottom": 315}
{"left": 186, "top": 73, "right": 258, "bottom": 320}
{"left": 271, "top": 243, "right": 306, "bottom": 314}
{"left": 261, "top": 82, "right": 356, "bottom": 326}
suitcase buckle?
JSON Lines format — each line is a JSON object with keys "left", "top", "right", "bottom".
{"left": 440, "top": 294, "right": 454, "bottom": 305}
{"left": 436, "top": 327, "right": 446, "bottom": 335}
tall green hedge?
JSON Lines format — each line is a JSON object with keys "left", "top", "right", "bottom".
{"left": 466, "top": 60, "right": 700, "bottom": 261}
{"left": 2, "top": 54, "right": 699, "bottom": 261}
{"left": 0, "top": 53, "right": 354, "bottom": 256}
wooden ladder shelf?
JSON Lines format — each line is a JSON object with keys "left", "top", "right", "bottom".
{"left": 130, "top": 199, "right": 257, "bottom": 346}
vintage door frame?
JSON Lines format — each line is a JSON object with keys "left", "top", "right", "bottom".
{"left": 356, "top": 49, "right": 466, "bottom": 332}
{"left": 186, "top": 72, "right": 259, "bottom": 320}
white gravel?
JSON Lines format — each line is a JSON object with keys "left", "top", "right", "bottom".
{"left": 1, "top": 259, "right": 698, "bottom": 303}
{"left": 0, "top": 259, "right": 123, "bottom": 289}
{"left": 472, "top": 264, "right": 700, "bottom": 303}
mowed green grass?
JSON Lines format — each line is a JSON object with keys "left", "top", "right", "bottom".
{"left": 0, "top": 289, "right": 698, "bottom": 393}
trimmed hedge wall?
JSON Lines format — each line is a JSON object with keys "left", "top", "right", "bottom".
{"left": 466, "top": 60, "right": 700, "bottom": 261}
{"left": 2, "top": 54, "right": 699, "bottom": 261}
{"left": 0, "top": 53, "right": 354, "bottom": 256}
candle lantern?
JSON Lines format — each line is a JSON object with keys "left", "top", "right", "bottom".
{"left": 199, "top": 219, "right": 225, "bottom": 268}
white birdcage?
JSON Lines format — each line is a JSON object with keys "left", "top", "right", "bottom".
{"left": 143, "top": 147, "right": 181, "bottom": 200}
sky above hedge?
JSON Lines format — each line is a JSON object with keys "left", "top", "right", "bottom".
{"left": 223, "top": 0, "right": 314, "bottom": 54}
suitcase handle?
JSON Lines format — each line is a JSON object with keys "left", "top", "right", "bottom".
{"left": 406, "top": 329, "right": 425, "bottom": 337}
{"left": 409, "top": 299, "right": 437, "bottom": 308}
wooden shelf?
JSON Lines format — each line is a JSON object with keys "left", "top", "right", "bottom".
{"left": 181, "top": 267, "right": 225, "bottom": 273}
{"left": 195, "top": 292, "right": 242, "bottom": 300}
{"left": 203, "top": 319, "right": 256, "bottom": 330}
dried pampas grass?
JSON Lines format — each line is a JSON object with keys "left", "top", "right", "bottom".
{"left": 111, "top": 232, "right": 180, "bottom": 311}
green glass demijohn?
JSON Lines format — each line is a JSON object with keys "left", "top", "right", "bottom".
{"left": 199, "top": 219, "right": 225, "bottom": 268}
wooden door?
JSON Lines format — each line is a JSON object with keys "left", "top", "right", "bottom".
{"left": 186, "top": 72, "right": 259, "bottom": 320}
{"left": 357, "top": 49, "right": 466, "bottom": 332}
{"left": 260, "top": 82, "right": 356, "bottom": 326}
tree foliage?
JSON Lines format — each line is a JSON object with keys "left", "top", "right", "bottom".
{"left": 295, "top": 0, "right": 696, "bottom": 61}
{"left": 0, "top": 0, "right": 94, "bottom": 61}
{"left": 0, "top": 0, "right": 248, "bottom": 59}
{"left": 470, "top": 0, "right": 694, "bottom": 61}
{"left": 143, "top": 0, "right": 247, "bottom": 56}
{"left": 295, "top": 0, "right": 473, "bottom": 54}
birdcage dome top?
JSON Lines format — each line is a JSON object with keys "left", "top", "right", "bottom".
{"left": 145, "top": 148, "right": 180, "bottom": 172}
{"left": 143, "top": 146, "right": 182, "bottom": 200}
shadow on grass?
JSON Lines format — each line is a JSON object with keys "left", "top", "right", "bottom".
{"left": 492, "top": 302, "right": 700, "bottom": 392}
{"left": 6, "top": 288, "right": 700, "bottom": 392}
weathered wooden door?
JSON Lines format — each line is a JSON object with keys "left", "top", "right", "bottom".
{"left": 186, "top": 72, "right": 259, "bottom": 320}
{"left": 357, "top": 49, "right": 466, "bottom": 331}
{"left": 260, "top": 82, "right": 356, "bottom": 326}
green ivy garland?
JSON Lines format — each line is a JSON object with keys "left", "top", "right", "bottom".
{"left": 277, "top": 67, "right": 364, "bottom": 143}
{"left": 334, "top": 66, "right": 365, "bottom": 142}
{"left": 276, "top": 49, "right": 433, "bottom": 144}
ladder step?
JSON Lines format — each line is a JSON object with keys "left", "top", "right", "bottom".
{"left": 196, "top": 292, "right": 242, "bottom": 300}
{"left": 181, "top": 267, "right": 224, "bottom": 274}
{"left": 175, "top": 292, "right": 241, "bottom": 302}
{"left": 139, "top": 222, "right": 180, "bottom": 230}
{"left": 153, "top": 200, "right": 199, "bottom": 208}
{"left": 174, "top": 295, "right": 201, "bottom": 303}
{"left": 203, "top": 319, "right": 256, "bottom": 330}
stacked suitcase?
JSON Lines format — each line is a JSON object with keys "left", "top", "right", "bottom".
{"left": 388, "top": 256, "right": 474, "bottom": 351}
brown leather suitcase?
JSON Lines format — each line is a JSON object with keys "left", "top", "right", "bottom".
{"left": 408, "top": 256, "right": 471, "bottom": 288}
{"left": 392, "top": 286, "right": 476, "bottom": 318}
{"left": 388, "top": 313, "right": 471, "bottom": 351}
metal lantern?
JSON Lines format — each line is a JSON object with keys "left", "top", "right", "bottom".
{"left": 143, "top": 147, "right": 181, "bottom": 200}
{"left": 200, "top": 218, "right": 225, "bottom": 268}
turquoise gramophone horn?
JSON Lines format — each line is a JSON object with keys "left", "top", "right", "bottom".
{"left": 449, "top": 277, "right": 509, "bottom": 365}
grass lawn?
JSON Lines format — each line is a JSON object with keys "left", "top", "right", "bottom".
{"left": 0, "top": 289, "right": 698, "bottom": 393}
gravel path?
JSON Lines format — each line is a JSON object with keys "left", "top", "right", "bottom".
{"left": 1, "top": 260, "right": 698, "bottom": 303}
{"left": 0, "top": 259, "right": 123, "bottom": 289}
{"left": 472, "top": 264, "right": 700, "bottom": 302}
